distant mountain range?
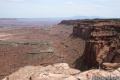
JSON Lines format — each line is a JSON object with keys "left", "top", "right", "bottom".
{"left": 69, "top": 16, "right": 102, "bottom": 19}
{"left": 51, "top": 16, "right": 102, "bottom": 20}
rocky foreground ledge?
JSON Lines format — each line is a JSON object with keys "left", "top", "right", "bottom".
{"left": 3, "top": 63, "right": 120, "bottom": 80}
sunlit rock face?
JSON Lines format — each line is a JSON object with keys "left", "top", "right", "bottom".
{"left": 65, "top": 19, "right": 120, "bottom": 70}
{"left": 2, "top": 63, "right": 80, "bottom": 80}
{"left": 2, "top": 63, "right": 120, "bottom": 80}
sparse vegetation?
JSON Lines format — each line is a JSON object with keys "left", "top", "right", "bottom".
{"left": 0, "top": 19, "right": 120, "bottom": 80}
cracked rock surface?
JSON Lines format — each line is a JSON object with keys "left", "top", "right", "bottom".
{"left": 3, "top": 63, "right": 120, "bottom": 80}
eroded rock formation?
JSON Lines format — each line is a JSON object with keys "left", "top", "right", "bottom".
{"left": 70, "top": 19, "right": 120, "bottom": 70}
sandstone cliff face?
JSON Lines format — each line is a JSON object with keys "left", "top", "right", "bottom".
{"left": 60, "top": 19, "right": 120, "bottom": 70}
{"left": 3, "top": 63, "right": 120, "bottom": 80}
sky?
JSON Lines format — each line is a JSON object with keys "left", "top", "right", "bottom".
{"left": 0, "top": 0, "right": 120, "bottom": 18}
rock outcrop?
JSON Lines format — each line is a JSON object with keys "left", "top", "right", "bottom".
{"left": 3, "top": 63, "right": 120, "bottom": 80}
{"left": 2, "top": 63, "right": 80, "bottom": 80}
{"left": 60, "top": 19, "right": 120, "bottom": 70}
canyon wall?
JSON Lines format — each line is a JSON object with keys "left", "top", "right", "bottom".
{"left": 60, "top": 19, "right": 120, "bottom": 70}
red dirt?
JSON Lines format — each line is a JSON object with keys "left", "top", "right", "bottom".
{"left": 0, "top": 25, "right": 85, "bottom": 79}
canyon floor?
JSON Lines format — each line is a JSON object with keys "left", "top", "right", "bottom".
{"left": 0, "top": 25, "right": 85, "bottom": 79}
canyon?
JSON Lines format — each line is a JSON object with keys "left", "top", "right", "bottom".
{"left": 0, "top": 19, "right": 120, "bottom": 80}
{"left": 60, "top": 19, "right": 120, "bottom": 70}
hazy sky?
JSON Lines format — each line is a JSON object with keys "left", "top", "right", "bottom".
{"left": 0, "top": 0, "right": 120, "bottom": 18}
